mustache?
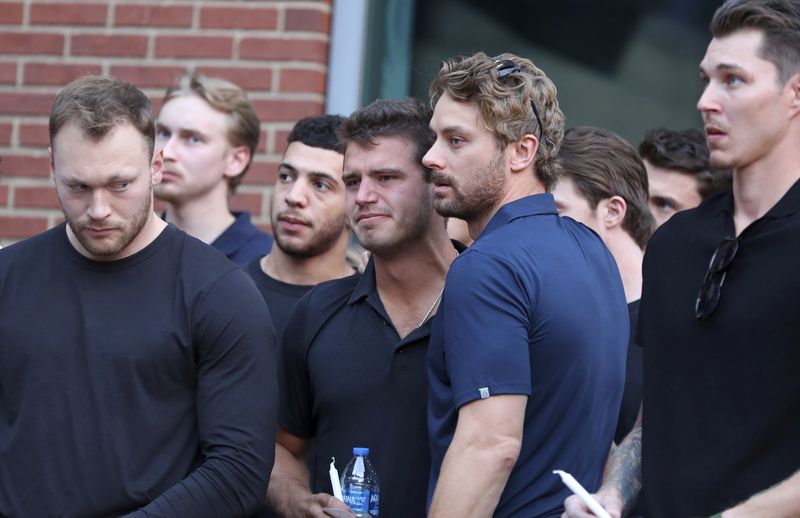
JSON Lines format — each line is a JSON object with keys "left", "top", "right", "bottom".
{"left": 276, "top": 211, "right": 311, "bottom": 226}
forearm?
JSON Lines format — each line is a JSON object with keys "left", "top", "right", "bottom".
{"left": 600, "top": 425, "right": 642, "bottom": 515}
{"left": 267, "top": 442, "right": 313, "bottom": 516}
{"left": 429, "top": 435, "right": 520, "bottom": 517}
{"left": 721, "top": 469, "right": 800, "bottom": 518}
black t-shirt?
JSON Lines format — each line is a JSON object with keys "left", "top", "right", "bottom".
{"left": 243, "top": 257, "right": 315, "bottom": 339}
{"left": 279, "top": 258, "right": 430, "bottom": 518}
{"left": 0, "top": 224, "right": 277, "bottom": 517}
{"left": 615, "top": 300, "right": 642, "bottom": 444}
{"left": 639, "top": 180, "right": 800, "bottom": 517}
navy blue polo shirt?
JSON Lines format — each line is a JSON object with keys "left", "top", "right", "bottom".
{"left": 212, "top": 211, "right": 273, "bottom": 267}
{"left": 428, "top": 194, "right": 628, "bottom": 518}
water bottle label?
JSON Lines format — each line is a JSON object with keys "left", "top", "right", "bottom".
{"left": 369, "top": 489, "right": 380, "bottom": 516}
{"left": 342, "top": 486, "right": 370, "bottom": 513}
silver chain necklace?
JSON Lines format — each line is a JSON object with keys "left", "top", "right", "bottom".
{"left": 416, "top": 288, "right": 444, "bottom": 329}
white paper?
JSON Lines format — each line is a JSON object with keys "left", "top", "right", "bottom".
{"left": 553, "top": 470, "right": 611, "bottom": 518}
{"left": 329, "top": 457, "right": 344, "bottom": 501}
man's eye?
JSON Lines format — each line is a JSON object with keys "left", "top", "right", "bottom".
{"left": 449, "top": 137, "right": 464, "bottom": 146}
{"left": 156, "top": 129, "right": 170, "bottom": 140}
{"left": 278, "top": 172, "right": 292, "bottom": 183}
{"left": 187, "top": 135, "right": 201, "bottom": 144}
{"left": 313, "top": 181, "right": 330, "bottom": 191}
{"left": 111, "top": 182, "right": 130, "bottom": 191}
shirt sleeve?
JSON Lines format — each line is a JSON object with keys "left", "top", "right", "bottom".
{"left": 123, "top": 269, "right": 277, "bottom": 518}
{"left": 440, "top": 250, "right": 533, "bottom": 408}
{"left": 277, "top": 290, "right": 316, "bottom": 438}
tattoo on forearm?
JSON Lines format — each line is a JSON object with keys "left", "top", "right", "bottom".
{"left": 606, "top": 426, "right": 642, "bottom": 512}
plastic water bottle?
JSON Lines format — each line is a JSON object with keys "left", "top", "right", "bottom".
{"left": 340, "top": 447, "right": 380, "bottom": 517}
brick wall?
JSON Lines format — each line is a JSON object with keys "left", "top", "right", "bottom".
{"left": 0, "top": 0, "right": 331, "bottom": 245}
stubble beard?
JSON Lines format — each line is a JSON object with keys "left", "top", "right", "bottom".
{"left": 65, "top": 186, "right": 153, "bottom": 258}
{"left": 273, "top": 212, "right": 348, "bottom": 260}
{"left": 433, "top": 152, "right": 506, "bottom": 223}
{"left": 356, "top": 187, "right": 433, "bottom": 258}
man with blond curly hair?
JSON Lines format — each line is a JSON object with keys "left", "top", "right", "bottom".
{"left": 423, "top": 52, "right": 628, "bottom": 518}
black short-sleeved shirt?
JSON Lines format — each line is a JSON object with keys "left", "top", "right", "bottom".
{"left": 211, "top": 211, "right": 273, "bottom": 267}
{"left": 615, "top": 300, "right": 642, "bottom": 444}
{"left": 280, "top": 255, "right": 448, "bottom": 518}
{"left": 244, "top": 257, "right": 315, "bottom": 339}
{"left": 639, "top": 180, "right": 800, "bottom": 517}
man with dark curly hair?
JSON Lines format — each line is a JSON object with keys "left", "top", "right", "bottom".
{"left": 639, "top": 127, "right": 731, "bottom": 227}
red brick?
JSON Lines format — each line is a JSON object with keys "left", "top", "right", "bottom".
{"left": 195, "top": 66, "right": 273, "bottom": 91}
{"left": 24, "top": 63, "right": 103, "bottom": 86}
{"left": 245, "top": 159, "right": 280, "bottom": 185}
{"left": 254, "top": 99, "right": 323, "bottom": 123}
{"left": 111, "top": 65, "right": 185, "bottom": 88}
{"left": 274, "top": 129, "right": 292, "bottom": 153}
{"left": 0, "top": 62, "right": 15, "bottom": 84}
{"left": 254, "top": 221, "right": 273, "bottom": 235}
{"left": 0, "top": 3, "right": 24, "bottom": 24}
{"left": 155, "top": 36, "right": 232, "bottom": 59}
{"left": 0, "top": 93, "right": 55, "bottom": 116}
{"left": 0, "top": 185, "right": 8, "bottom": 206}
{"left": 240, "top": 37, "right": 327, "bottom": 63}
{"left": 14, "top": 186, "right": 60, "bottom": 209}
{"left": 0, "top": 155, "right": 52, "bottom": 178}
{"left": 285, "top": 8, "right": 329, "bottom": 32}
{"left": 30, "top": 3, "right": 107, "bottom": 26}
{"left": 0, "top": 216, "right": 49, "bottom": 238}
{"left": 200, "top": 6, "right": 277, "bottom": 30}
{"left": 0, "top": 123, "right": 12, "bottom": 146}
{"left": 279, "top": 69, "right": 326, "bottom": 94}
{"left": 72, "top": 34, "right": 148, "bottom": 57}
{"left": 229, "top": 192, "right": 263, "bottom": 215}
{"left": 114, "top": 5, "right": 193, "bottom": 28}
{"left": 0, "top": 33, "right": 64, "bottom": 55}
{"left": 19, "top": 123, "right": 50, "bottom": 148}
{"left": 257, "top": 129, "right": 268, "bottom": 153}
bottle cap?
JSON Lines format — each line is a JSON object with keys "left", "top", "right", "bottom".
{"left": 353, "top": 447, "right": 370, "bottom": 456}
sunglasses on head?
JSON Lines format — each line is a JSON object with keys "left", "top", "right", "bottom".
{"left": 493, "top": 59, "right": 544, "bottom": 143}
{"left": 695, "top": 236, "right": 739, "bottom": 319}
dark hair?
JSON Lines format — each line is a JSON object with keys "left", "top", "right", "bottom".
{"left": 50, "top": 75, "right": 154, "bottom": 157}
{"left": 639, "top": 128, "right": 732, "bottom": 200}
{"left": 287, "top": 114, "right": 346, "bottom": 154}
{"left": 559, "top": 127, "right": 655, "bottom": 249}
{"left": 710, "top": 0, "right": 800, "bottom": 83}
{"left": 429, "top": 51, "right": 565, "bottom": 190}
{"left": 338, "top": 98, "right": 433, "bottom": 178}
{"left": 164, "top": 72, "right": 260, "bottom": 192}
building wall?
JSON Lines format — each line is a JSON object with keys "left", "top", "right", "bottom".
{"left": 0, "top": 0, "right": 331, "bottom": 245}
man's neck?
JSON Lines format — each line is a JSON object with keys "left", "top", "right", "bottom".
{"left": 374, "top": 225, "right": 458, "bottom": 338}
{"left": 605, "top": 231, "right": 644, "bottom": 303}
{"left": 164, "top": 193, "right": 235, "bottom": 245}
{"left": 261, "top": 237, "right": 353, "bottom": 286}
{"left": 732, "top": 137, "right": 800, "bottom": 235}
{"left": 467, "top": 173, "right": 545, "bottom": 239}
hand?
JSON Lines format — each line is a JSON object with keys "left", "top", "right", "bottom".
{"left": 287, "top": 492, "right": 355, "bottom": 518}
{"left": 561, "top": 489, "right": 623, "bottom": 518}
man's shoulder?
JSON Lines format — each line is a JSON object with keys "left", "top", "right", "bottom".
{"left": 301, "top": 273, "right": 362, "bottom": 310}
{"left": 0, "top": 225, "right": 64, "bottom": 269}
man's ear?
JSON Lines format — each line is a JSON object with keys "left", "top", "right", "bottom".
{"left": 508, "top": 134, "right": 539, "bottom": 173}
{"left": 787, "top": 72, "right": 800, "bottom": 119}
{"left": 49, "top": 147, "right": 55, "bottom": 179}
{"left": 603, "top": 195, "right": 628, "bottom": 230}
{"left": 223, "top": 146, "right": 251, "bottom": 179}
{"left": 151, "top": 148, "right": 164, "bottom": 185}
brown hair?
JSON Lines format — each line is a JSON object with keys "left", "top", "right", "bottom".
{"left": 50, "top": 75, "right": 154, "bottom": 157}
{"left": 558, "top": 126, "right": 655, "bottom": 249}
{"left": 639, "top": 128, "right": 732, "bottom": 200}
{"left": 710, "top": 0, "right": 800, "bottom": 83}
{"left": 429, "top": 51, "right": 566, "bottom": 190}
{"left": 338, "top": 98, "right": 434, "bottom": 180}
{"left": 164, "top": 72, "right": 260, "bottom": 192}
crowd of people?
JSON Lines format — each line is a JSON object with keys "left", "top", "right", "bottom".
{"left": 1, "top": 0, "right": 799, "bottom": 516}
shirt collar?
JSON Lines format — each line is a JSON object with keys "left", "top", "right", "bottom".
{"left": 715, "top": 177, "right": 800, "bottom": 223}
{"left": 479, "top": 193, "right": 558, "bottom": 239}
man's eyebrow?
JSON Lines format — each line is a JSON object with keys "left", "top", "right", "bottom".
{"left": 278, "top": 162, "right": 297, "bottom": 172}
{"left": 307, "top": 171, "right": 339, "bottom": 183}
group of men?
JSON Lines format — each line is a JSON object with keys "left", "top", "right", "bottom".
{"left": 1, "top": 0, "right": 799, "bottom": 517}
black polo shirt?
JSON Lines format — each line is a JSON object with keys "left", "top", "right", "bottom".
{"left": 639, "top": 179, "right": 800, "bottom": 517}
{"left": 280, "top": 255, "right": 443, "bottom": 518}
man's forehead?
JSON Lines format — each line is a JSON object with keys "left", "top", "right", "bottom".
{"left": 700, "top": 29, "right": 767, "bottom": 72}
{"left": 343, "top": 137, "right": 416, "bottom": 170}
{"left": 431, "top": 94, "right": 483, "bottom": 131}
